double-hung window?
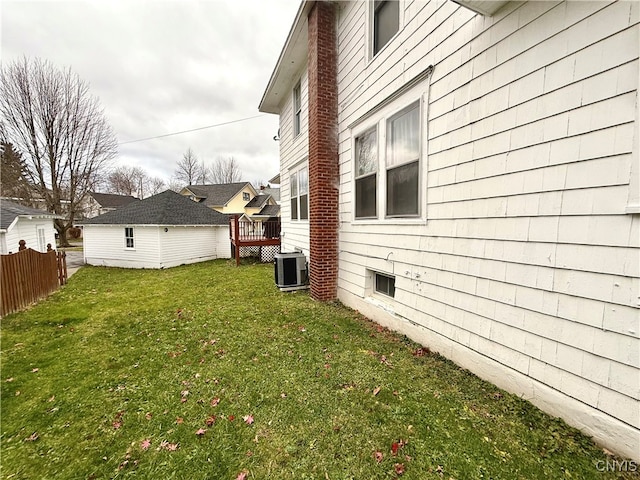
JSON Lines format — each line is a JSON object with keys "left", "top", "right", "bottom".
{"left": 290, "top": 165, "right": 308, "bottom": 221}
{"left": 293, "top": 80, "right": 302, "bottom": 137}
{"left": 125, "top": 227, "right": 134, "bottom": 249}
{"left": 386, "top": 103, "right": 420, "bottom": 216}
{"left": 355, "top": 127, "right": 378, "bottom": 218}
{"left": 353, "top": 96, "right": 424, "bottom": 220}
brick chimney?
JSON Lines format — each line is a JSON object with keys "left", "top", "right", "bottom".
{"left": 307, "top": 1, "right": 339, "bottom": 301}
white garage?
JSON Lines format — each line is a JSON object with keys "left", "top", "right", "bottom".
{"left": 80, "top": 190, "right": 231, "bottom": 269}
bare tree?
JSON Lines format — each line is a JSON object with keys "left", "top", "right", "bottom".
{"left": 174, "top": 147, "right": 208, "bottom": 185}
{"left": 210, "top": 156, "right": 242, "bottom": 184}
{"left": 106, "top": 165, "right": 165, "bottom": 198}
{"left": 0, "top": 57, "right": 117, "bottom": 246}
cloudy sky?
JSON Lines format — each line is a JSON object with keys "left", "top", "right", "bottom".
{"left": 1, "top": 0, "right": 301, "bottom": 186}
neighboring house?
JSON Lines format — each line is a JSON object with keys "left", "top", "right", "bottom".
{"left": 260, "top": 0, "right": 639, "bottom": 460}
{"left": 79, "top": 190, "right": 231, "bottom": 269}
{"left": 81, "top": 192, "right": 139, "bottom": 219}
{"left": 244, "top": 193, "right": 280, "bottom": 218}
{"left": 258, "top": 185, "right": 281, "bottom": 203}
{"left": 0, "top": 200, "right": 61, "bottom": 254}
{"left": 180, "top": 182, "right": 259, "bottom": 215}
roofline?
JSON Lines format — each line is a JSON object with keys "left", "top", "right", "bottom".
{"left": 258, "top": 1, "right": 312, "bottom": 114}
{"left": 78, "top": 223, "right": 229, "bottom": 228}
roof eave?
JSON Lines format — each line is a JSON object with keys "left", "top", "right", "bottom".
{"left": 259, "top": 1, "right": 312, "bottom": 114}
{"left": 450, "top": 0, "right": 509, "bottom": 16}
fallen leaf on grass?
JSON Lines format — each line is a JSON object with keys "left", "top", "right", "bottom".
{"left": 31, "top": 368, "right": 39, "bottom": 373}
{"left": 176, "top": 417, "right": 184, "bottom": 424}
{"left": 205, "top": 416, "right": 216, "bottom": 426}
{"left": 373, "top": 386, "right": 381, "bottom": 396}
{"left": 25, "top": 432, "right": 39, "bottom": 442}
{"left": 236, "top": 471, "right": 248, "bottom": 480}
{"left": 243, "top": 414, "right": 254, "bottom": 425}
{"left": 159, "top": 440, "right": 179, "bottom": 451}
{"left": 140, "top": 439, "right": 151, "bottom": 450}
{"left": 374, "top": 451, "right": 384, "bottom": 463}
{"left": 195, "top": 428, "right": 207, "bottom": 436}
{"left": 228, "top": 415, "right": 235, "bottom": 422}
{"left": 394, "top": 463, "right": 405, "bottom": 475}
{"left": 210, "top": 397, "right": 220, "bottom": 407}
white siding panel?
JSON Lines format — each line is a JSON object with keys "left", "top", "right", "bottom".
{"left": 329, "top": 0, "right": 640, "bottom": 459}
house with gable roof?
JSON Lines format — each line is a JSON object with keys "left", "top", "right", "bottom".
{"left": 79, "top": 190, "right": 231, "bottom": 268}
{"left": 0, "top": 199, "right": 62, "bottom": 254}
{"left": 259, "top": 0, "right": 639, "bottom": 459}
{"left": 82, "top": 192, "right": 139, "bottom": 219}
{"left": 180, "top": 182, "right": 258, "bottom": 215}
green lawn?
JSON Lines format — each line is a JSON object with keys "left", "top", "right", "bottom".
{"left": 1, "top": 261, "right": 636, "bottom": 479}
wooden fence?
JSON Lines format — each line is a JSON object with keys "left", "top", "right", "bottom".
{"left": 1, "top": 241, "right": 67, "bottom": 317}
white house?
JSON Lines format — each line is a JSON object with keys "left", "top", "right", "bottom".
{"left": 260, "top": 0, "right": 639, "bottom": 460}
{"left": 79, "top": 190, "right": 231, "bottom": 269}
{"left": 0, "top": 199, "right": 60, "bottom": 254}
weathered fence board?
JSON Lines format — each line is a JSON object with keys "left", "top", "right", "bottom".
{"left": 1, "top": 245, "right": 66, "bottom": 317}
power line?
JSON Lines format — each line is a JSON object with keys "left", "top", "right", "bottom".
{"left": 118, "top": 114, "right": 268, "bottom": 145}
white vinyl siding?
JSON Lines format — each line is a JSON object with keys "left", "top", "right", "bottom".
{"left": 334, "top": 0, "right": 639, "bottom": 458}
{"left": 279, "top": 69, "right": 310, "bottom": 256}
{"left": 84, "top": 225, "right": 230, "bottom": 269}
{"left": 1, "top": 218, "right": 57, "bottom": 254}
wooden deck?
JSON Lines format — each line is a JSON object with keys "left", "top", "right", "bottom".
{"left": 229, "top": 215, "right": 281, "bottom": 266}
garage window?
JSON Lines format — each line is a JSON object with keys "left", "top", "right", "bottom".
{"left": 125, "top": 227, "right": 134, "bottom": 249}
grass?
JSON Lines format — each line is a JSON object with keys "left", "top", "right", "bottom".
{"left": 1, "top": 261, "right": 637, "bottom": 479}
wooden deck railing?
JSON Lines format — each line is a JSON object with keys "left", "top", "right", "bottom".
{"left": 1, "top": 241, "right": 67, "bottom": 317}
{"left": 229, "top": 216, "right": 281, "bottom": 266}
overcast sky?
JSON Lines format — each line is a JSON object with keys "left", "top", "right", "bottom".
{"left": 1, "top": 0, "right": 301, "bottom": 187}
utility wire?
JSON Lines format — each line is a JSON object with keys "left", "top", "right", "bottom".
{"left": 118, "top": 113, "right": 268, "bottom": 145}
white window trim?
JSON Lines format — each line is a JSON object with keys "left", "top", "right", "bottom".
{"left": 350, "top": 78, "right": 430, "bottom": 225}
{"left": 625, "top": 91, "right": 640, "bottom": 214}
{"left": 36, "top": 224, "right": 46, "bottom": 251}
{"left": 293, "top": 80, "right": 302, "bottom": 138}
{"left": 366, "top": 0, "right": 405, "bottom": 62}
{"left": 124, "top": 226, "right": 135, "bottom": 250}
{"left": 289, "top": 161, "right": 309, "bottom": 222}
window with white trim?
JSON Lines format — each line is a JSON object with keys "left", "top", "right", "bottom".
{"left": 353, "top": 97, "right": 424, "bottom": 220}
{"left": 386, "top": 103, "right": 420, "bottom": 216}
{"left": 293, "top": 80, "right": 302, "bottom": 137}
{"left": 290, "top": 165, "right": 308, "bottom": 221}
{"left": 36, "top": 225, "right": 46, "bottom": 251}
{"left": 125, "top": 227, "right": 134, "bottom": 249}
{"left": 355, "top": 127, "right": 378, "bottom": 218}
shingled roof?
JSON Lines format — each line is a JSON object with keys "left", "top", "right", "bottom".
{"left": 0, "top": 200, "right": 61, "bottom": 231}
{"left": 183, "top": 182, "right": 252, "bottom": 208}
{"left": 89, "top": 192, "right": 138, "bottom": 208}
{"left": 80, "top": 190, "right": 229, "bottom": 226}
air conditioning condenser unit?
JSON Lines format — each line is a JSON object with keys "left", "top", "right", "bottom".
{"left": 274, "top": 252, "right": 308, "bottom": 291}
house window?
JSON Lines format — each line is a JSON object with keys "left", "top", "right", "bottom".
{"left": 375, "top": 272, "right": 396, "bottom": 298}
{"left": 386, "top": 102, "right": 420, "bottom": 216}
{"left": 373, "top": 0, "right": 399, "bottom": 56}
{"left": 125, "top": 227, "right": 134, "bottom": 249}
{"left": 243, "top": 192, "right": 250, "bottom": 201}
{"left": 293, "top": 80, "right": 302, "bottom": 137}
{"left": 352, "top": 98, "right": 423, "bottom": 221}
{"left": 290, "top": 166, "right": 309, "bottom": 221}
{"left": 355, "top": 127, "right": 378, "bottom": 218}
{"left": 37, "top": 225, "right": 46, "bottom": 251}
